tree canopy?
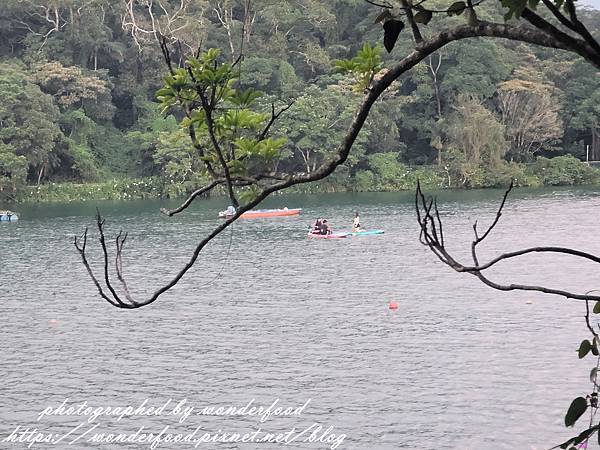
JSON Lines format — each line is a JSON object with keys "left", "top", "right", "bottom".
{"left": 0, "top": 0, "right": 599, "bottom": 201}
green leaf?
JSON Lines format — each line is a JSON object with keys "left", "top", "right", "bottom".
{"left": 333, "top": 59, "right": 357, "bottom": 73}
{"left": 189, "top": 110, "right": 206, "bottom": 125}
{"left": 374, "top": 10, "right": 393, "bottom": 24}
{"left": 257, "top": 137, "right": 287, "bottom": 160}
{"left": 565, "top": 397, "right": 588, "bottom": 427}
{"left": 228, "top": 88, "right": 262, "bottom": 107}
{"left": 383, "top": 19, "right": 404, "bottom": 53}
{"left": 447, "top": 1, "right": 467, "bottom": 15}
{"left": 413, "top": 10, "right": 433, "bottom": 24}
{"left": 226, "top": 159, "right": 247, "bottom": 175}
{"left": 217, "top": 110, "right": 268, "bottom": 132}
{"left": 233, "top": 137, "right": 260, "bottom": 156}
{"left": 155, "top": 87, "right": 173, "bottom": 98}
{"left": 333, "top": 43, "right": 382, "bottom": 89}
{"left": 579, "top": 340, "right": 593, "bottom": 358}
{"left": 593, "top": 301, "right": 600, "bottom": 313}
{"left": 238, "top": 186, "right": 260, "bottom": 204}
{"left": 500, "top": 0, "right": 528, "bottom": 18}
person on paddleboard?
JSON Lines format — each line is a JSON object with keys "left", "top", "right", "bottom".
{"left": 311, "top": 218, "right": 322, "bottom": 233}
{"left": 352, "top": 211, "right": 361, "bottom": 232}
{"left": 319, "top": 219, "right": 331, "bottom": 235}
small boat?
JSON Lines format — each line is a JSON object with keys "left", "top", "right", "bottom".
{"left": 350, "top": 229, "right": 384, "bottom": 236}
{"left": 0, "top": 210, "right": 18, "bottom": 222}
{"left": 219, "top": 208, "right": 302, "bottom": 219}
{"left": 307, "top": 232, "right": 350, "bottom": 239}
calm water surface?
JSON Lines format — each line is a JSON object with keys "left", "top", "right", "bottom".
{"left": 3, "top": 188, "right": 600, "bottom": 449}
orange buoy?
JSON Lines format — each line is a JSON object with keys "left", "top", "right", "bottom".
{"left": 388, "top": 302, "right": 399, "bottom": 310}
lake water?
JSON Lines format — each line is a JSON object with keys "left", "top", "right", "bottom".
{"left": 2, "top": 187, "right": 600, "bottom": 449}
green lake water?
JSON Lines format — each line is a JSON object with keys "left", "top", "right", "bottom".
{"left": 2, "top": 187, "right": 600, "bottom": 449}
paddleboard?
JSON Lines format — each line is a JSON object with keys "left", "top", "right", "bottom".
{"left": 345, "top": 229, "right": 385, "bottom": 236}
{"left": 307, "top": 232, "right": 350, "bottom": 239}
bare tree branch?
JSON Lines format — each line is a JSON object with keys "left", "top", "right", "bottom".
{"left": 416, "top": 182, "right": 600, "bottom": 302}
{"left": 521, "top": 8, "right": 600, "bottom": 65}
{"left": 365, "top": 0, "right": 393, "bottom": 8}
{"left": 198, "top": 92, "right": 239, "bottom": 208}
{"left": 400, "top": 0, "right": 423, "bottom": 43}
{"left": 258, "top": 102, "right": 295, "bottom": 141}
{"left": 78, "top": 19, "right": 600, "bottom": 308}
{"left": 584, "top": 295, "right": 600, "bottom": 338}
{"left": 160, "top": 179, "right": 225, "bottom": 217}
{"left": 564, "top": 0, "right": 600, "bottom": 55}
{"left": 540, "top": 0, "right": 578, "bottom": 33}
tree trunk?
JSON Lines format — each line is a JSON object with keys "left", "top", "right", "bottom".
{"left": 53, "top": 3, "right": 60, "bottom": 31}
{"left": 37, "top": 165, "right": 45, "bottom": 185}
{"left": 297, "top": 147, "right": 311, "bottom": 174}
{"left": 591, "top": 123, "right": 600, "bottom": 161}
{"left": 428, "top": 54, "right": 443, "bottom": 120}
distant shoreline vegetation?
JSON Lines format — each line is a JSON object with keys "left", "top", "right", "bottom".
{"left": 1, "top": 3, "right": 599, "bottom": 207}
{"left": 8, "top": 155, "right": 600, "bottom": 203}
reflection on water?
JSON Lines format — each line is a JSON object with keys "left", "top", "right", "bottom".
{"left": 3, "top": 187, "right": 600, "bottom": 449}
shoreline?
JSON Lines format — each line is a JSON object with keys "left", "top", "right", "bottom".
{"left": 8, "top": 176, "right": 600, "bottom": 205}
{"left": 6, "top": 155, "right": 600, "bottom": 204}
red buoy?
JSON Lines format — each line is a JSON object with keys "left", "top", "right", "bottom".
{"left": 388, "top": 302, "right": 399, "bottom": 310}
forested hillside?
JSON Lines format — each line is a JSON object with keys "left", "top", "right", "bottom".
{"left": 1, "top": 0, "right": 599, "bottom": 201}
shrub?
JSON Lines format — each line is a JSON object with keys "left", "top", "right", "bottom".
{"left": 484, "top": 162, "right": 542, "bottom": 188}
{"left": 16, "top": 177, "right": 166, "bottom": 202}
{"left": 533, "top": 155, "right": 600, "bottom": 186}
{"left": 353, "top": 170, "right": 376, "bottom": 192}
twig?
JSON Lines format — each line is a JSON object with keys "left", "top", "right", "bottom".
{"left": 258, "top": 101, "right": 295, "bottom": 141}
{"left": 400, "top": 0, "right": 423, "bottom": 43}
{"left": 416, "top": 182, "right": 600, "bottom": 302}
{"left": 161, "top": 179, "right": 225, "bottom": 216}
{"left": 365, "top": 0, "right": 393, "bottom": 8}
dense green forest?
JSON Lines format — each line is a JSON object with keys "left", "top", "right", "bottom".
{"left": 1, "top": 0, "right": 599, "bottom": 202}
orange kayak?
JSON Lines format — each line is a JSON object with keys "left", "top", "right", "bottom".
{"left": 219, "top": 208, "right": 302, "bottom": 219}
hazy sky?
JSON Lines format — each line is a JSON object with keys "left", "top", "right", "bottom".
{"left": 579, "top": 0, "right": 600, "bottom": 9}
